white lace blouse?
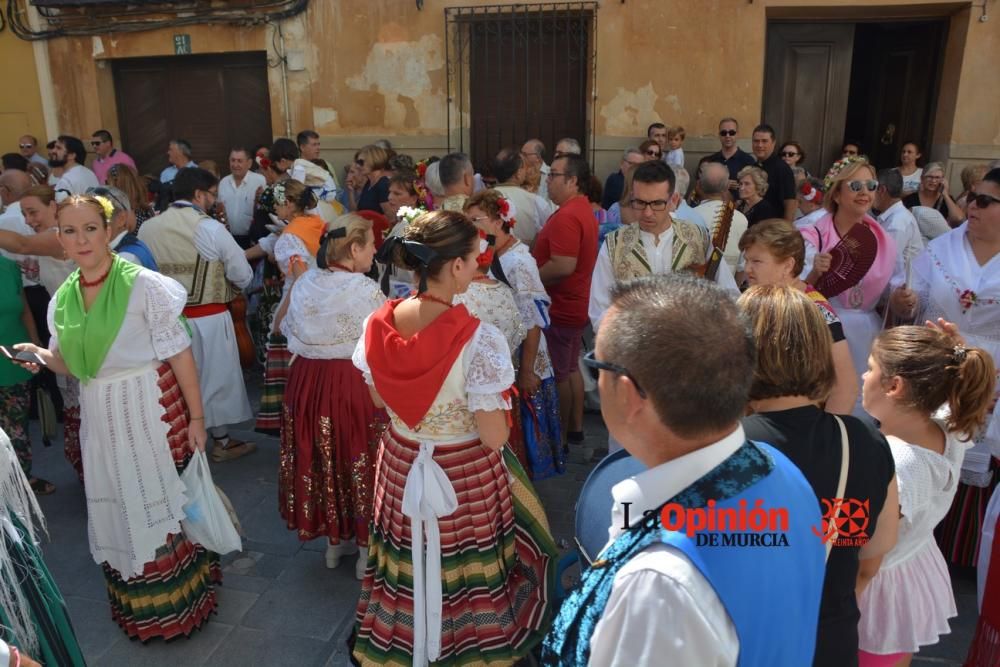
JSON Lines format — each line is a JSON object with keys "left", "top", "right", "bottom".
{"left": 283, "top": 269, "right": 385, "bottom": 359}
{"left": 353, "top": 315, "right": 514, "bottom": 443}
{"left": 453, "top": 280, "right": 527, "bottom": 355}
{"left": 496, "top": 243, "right": 555, "bottom": 380}
{"left": 47, "top": 269, "right": 190, "bottom": 379}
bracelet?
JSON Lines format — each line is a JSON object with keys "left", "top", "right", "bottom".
{"left": 11, "top": 646, "right": 20, "bottom": 667}
{"left": 189, "top": 416, "right": 205, "bottom": 421}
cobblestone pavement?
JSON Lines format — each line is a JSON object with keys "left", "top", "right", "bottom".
{"left": 30, "top": 392, "right": 975, "bottom": 666}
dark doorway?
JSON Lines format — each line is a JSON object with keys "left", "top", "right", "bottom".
{"left": 447, "top": 4, "right": 595, "bottom": 175}
{"left": 843, "top": 21, "right": 946, "bottom": 172}
{"left": 764, "top": 19, "right": 945, "bottom": 178}
{"left": 113, "top": 52, "right": 273, "bottom": 178}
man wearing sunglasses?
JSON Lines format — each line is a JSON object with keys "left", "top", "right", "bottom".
{"left": 707, "top": 118, "right": 756, "bottom": 200}
{"left": 546, "top": 274, "right": 824, "bottom": 666}
{"left": 16, "top": 136, "right": 48, "bottom": 167}
{"left": 90, "top": 130, "right": 136, "bottom": 185}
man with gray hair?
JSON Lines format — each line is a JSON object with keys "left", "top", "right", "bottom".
{"left": 671, "top": 167, "right": 708, "bottom": 230}
{"left": 521, "top": 138, "right": 550, "bottom": 199}
{"left": 159, "top": 138, "right": 196, "bottom": 187}
{"left": 602, "top": 148, "right": 644, "bottom": 209}
{"left": 437, "top": 152, "right": 474, "bottom": 212}
{"left": 555, "top": 137, "right": 582, "bottom": 158}
{"left": 694, "top": 161, "right": 748, "bottom": 272}
{"left": 491, "top": 146, "right": 556, "bottom": 244}
{"left": 87, "top": 185, "right": 159, "bottom": 270}
{"left": 875, "top": 168, "right": 924, "bottom": 265}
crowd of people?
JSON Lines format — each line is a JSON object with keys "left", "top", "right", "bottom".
{"left": 0, "top": 118, "right": 997, "bottom": 667}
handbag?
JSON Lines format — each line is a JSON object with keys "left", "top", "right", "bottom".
{"left": 180, "top": 450, "right": 243, "bottom": 555}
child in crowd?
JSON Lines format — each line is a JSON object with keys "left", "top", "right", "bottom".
{"left": 666, "top": 126, "right": 685, "bottom": 168}
{"left": 857, "top": 322, "right": 996, "bottom": 667}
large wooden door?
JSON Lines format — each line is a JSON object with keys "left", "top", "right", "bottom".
{"left": 763, "top": 24, "right": 855, "bottom": 178}
{"left": 113, "top": 52, "right": 272, "bottom": 178}
{"left": 844, "top": 22, "right": 945, "bottom": 170}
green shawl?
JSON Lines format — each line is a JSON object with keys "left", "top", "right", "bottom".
{"left": 53, "top": 255, "right": 142, "bottom": 383}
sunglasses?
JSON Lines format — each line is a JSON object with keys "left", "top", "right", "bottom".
{"left": 969, "top": 193, "right": 1000, "bottom": 209}
{"left": 719, "top": 130, "right": 737, "bottom": 137}
{"left": 582, "top": 350, "right": 647, "bottom": 398}
{"left": 780, "top": 151, "right": 799, "bottom": 158}
{"left": 645, "top": 150, "right": 661, "bottom": 157}
{"left": 847, "top": 180, "right": 879, "bottom": 192}
{"left": 18, "top": 144, "right": 34, "bottom": 149}
{"left": 90, "top": 140, "right": 105, "bottom": 147}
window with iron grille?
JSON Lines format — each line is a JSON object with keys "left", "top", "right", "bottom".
{"left": 445, "top": 2, "right": 598, "bottom": 174}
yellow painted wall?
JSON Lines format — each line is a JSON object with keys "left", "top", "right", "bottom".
{"left": 0, "top": 28, "right": 46, "bottom": 152}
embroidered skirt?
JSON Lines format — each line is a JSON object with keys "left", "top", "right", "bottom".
{"left": 352, "top": 428, "right": 557, "bottom": 667}
{"left": 255, "top": 333, "right": 291, "bottom": 435}
{"left": 279, "top": 357, "right": 386, "bottom": 544}
{"left": 518, "top": 377, "right": 565, "bottom": 481}
{"left": 84, "top": 363, "right": 220, "bottom": 641}
{"left": 0, "top": 382, "right": 32, "bottom": 477}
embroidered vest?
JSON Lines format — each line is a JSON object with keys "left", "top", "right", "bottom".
{"left": 542, "top": 441, "right": 825, "bottom": 666}
{"left": 605, "top": 218, "right": 708, "bottom": 280}
{"left": 114, "top": 232, "right": 159, "bottom": 272}
{"left": 137, "top": 205, "right": 234, "bottom": 306}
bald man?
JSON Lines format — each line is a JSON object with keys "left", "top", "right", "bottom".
{"left": 693, "top": 162, "right": 749, "bottom": 273}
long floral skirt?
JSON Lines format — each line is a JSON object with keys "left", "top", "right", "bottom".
{"left": 61, "top": 376, "right": 83, "bottom": 481}
{"left": 98, "top": 363, "right": 221, "bottom": 641}
{"left": 352, "top": 428, "right": 557, "bottom": 666}
{"left": 0, "top": 382, "right": 31, "bottom": 477}
{"left": 255, "top": 333, "right": 291, "bottom": 435}
{"left": 279, "top": 357, "right": 386, "bottom": 544}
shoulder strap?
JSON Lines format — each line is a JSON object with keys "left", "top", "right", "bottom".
{"left": 826, "top": 416, "right": 851, "bottom": 562}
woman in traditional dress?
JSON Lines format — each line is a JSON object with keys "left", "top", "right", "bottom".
{"left": 252, "top": 180, "right": 323, "bottom": 437}
{"left": 0, "top": 428, "right": 85, "bottom": 666}
{"left": 891, "top": 167, "right": 1000, "bottom": 568}
{"left": 739, "top": 218, "right": 858, "bottom": 414}
{"left": 801, "top": 156, "right": 902, "bottom": 418}
{"left": 857, "top": 325, "right": 995, "bottom": 667}
{"left": 465, "top": 190, "right": 565, "bottom": 480}
{"left": 280, "top": 214, "right": 387, "bottom": 579}
{"left": 350, "top": 210, "right": 557, "bottom": 666}
{"left": 14, "top": 195, "right": 220, "bottom": 641}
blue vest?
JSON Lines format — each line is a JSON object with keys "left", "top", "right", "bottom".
{"left": 115, "top": 233, "right": 159, "bottom": 272}
{"left": 542, "top": 441, "right": 825, "bottom": 666}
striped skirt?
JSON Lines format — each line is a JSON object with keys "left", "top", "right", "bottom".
{"left": 279, "top": 357, "right": 387, "bottom": 544}
{"left": 102, "top": 363, "right": 221, "bottom": 641}
{"left": 255, "top": 334, "right": 291, "bottom": 435}
{"left": 935, "top": 457, "right": 999, "bottom": 567}
{"left": 352, "top": 429, "right": 557, "bottom": 666}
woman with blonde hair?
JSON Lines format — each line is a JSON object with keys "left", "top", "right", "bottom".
{"left": 858, "top": 324, "right": 996, "bottom": 666}
{"left": 105, "top": 163, "right": 155, "bottom": 231}
{"left": 737, "top": 165, "right": 778, "bottom": 226}
{"left": 739, "top": 285, "right": 899, "bottom": 667}
{"left": 280, "top": 214, "right": 387, "bottom": 578}
{"left": 739, "top": 218, "right": 857, "bottom": 414}
{"left": 800, "top": 157, "right": 901, "bottom": 417}
{"left": 353, "top": 144, "right": 393, "bottom": 215}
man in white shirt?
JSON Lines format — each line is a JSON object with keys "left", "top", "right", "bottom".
{"left": 51, "top": 136, "right": 99, "bottom": 201}
{"left": 520, "top": 138, "right": 549, "bottom": 200}
{"left": 694, "top": 162, "right": 748, "bottom": 271}
{"left": 491, "top": 147, "right": 556, "bottom": 245}
{"left": 218, "top": 147, "right": 266, "bottom": 248}
{"left": 671, "top": 167, "right": 707, "bottom": 230}
{"left": 17, "top": 135, "right": 48, "bottom": 166}
{"left": 875, "top": 168, "right": 924, "bottom": 266}
{"left": 139, "top": 168, "right": 255, "bottom": 462}
{"left": 590, "top": 161, "right": 738, "bottom": 331}
{"left": 543, "top": 274, "right": 825, "bottom": 666}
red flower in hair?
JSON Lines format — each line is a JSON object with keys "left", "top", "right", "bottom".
{"left": 417, "top": 161, "right": 428, "bottom": 179}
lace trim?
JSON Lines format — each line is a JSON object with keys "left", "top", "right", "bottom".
{"left": 464, "top": 323, "right": 515, "bottom": 395}
{"left": 144, "top": 273, "right": 190, "bottom": 359}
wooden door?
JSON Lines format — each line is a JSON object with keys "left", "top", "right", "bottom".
{"left": 844, "top": 22, "right": 945, "bottom": 170}
{"left": 763, "top": 24, "right": 855, "bottom": 178}
{"left": 113, "top": 52, "right": 273, "bottom": 178}
{"left": 465, "top": 9, "right": 592, "bottom": 175}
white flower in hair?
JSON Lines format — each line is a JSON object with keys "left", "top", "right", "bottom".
{"left": 396, "top": 206, "right": 424, "bottom": 228}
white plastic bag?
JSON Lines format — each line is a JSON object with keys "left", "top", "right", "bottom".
{"left": 180, "top": 450, "right": 242, "bottom": 555}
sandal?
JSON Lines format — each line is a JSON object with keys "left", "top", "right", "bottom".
{"left": 210, "top": 438, "right": 257, "bottom": 462}
{"left": 29, "top": 477, "right": 56, "bottom": 495}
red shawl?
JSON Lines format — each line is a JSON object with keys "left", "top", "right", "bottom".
{"left": 364, "top": 299, "right": 480, "bottom": 429}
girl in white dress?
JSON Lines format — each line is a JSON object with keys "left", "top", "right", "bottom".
{"left": 858, "top": 324, "right": 996, "bottom": 667}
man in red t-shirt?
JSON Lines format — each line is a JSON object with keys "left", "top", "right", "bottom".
{"left": 532, "top": 152, "right": 598, "bottom": 445}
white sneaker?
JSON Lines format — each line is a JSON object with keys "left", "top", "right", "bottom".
{"left": 355, "top": 547, "right": 368, "bottom": 580}
{"left": 325, "top": 541, "right": 358, "bottom": 569}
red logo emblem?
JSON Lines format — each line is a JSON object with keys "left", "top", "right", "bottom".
{"left": 812, "top": 497, "right": 870, "bottom": 547}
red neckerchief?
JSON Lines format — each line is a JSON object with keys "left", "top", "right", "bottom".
{"left": 365, "top": 298, "right": 480, "bottom": 429}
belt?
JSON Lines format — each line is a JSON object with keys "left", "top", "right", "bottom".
{"left": 182, "top": 303, "right": 228, "bottom": 318}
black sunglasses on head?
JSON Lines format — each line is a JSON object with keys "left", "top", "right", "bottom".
{"left": 582, "top": 350, "right": 647, "bottom": 398}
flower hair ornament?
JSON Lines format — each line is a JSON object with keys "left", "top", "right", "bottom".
{"left": 271, "top": 182, "right": 288, "bottom": 207}
{"left": 496, "top": 196, "right": 517, "bottom": 228}
{"left": 824, "top": 155, "right": 866, "bottom": 191}
{"left": 475, "top": 231, "right": 512, "bottom": 287}
{"left": 799, "top": 181, "right": 823, "bottom": 204}
{"left": 316, "top": 226, "right": 347, "bottom": 270}
{"left": 952, "top": 344, "right": 968, "bottom": 362}
{"left": 255, "top": 150, "right": 271, "bottom": 172}
{"left": 92, "top": 195, "right": 115, "bottom": 223}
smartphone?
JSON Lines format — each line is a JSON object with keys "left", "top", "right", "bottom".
{"left": 0, "top": 346, "right": 46, "bottom": 367}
